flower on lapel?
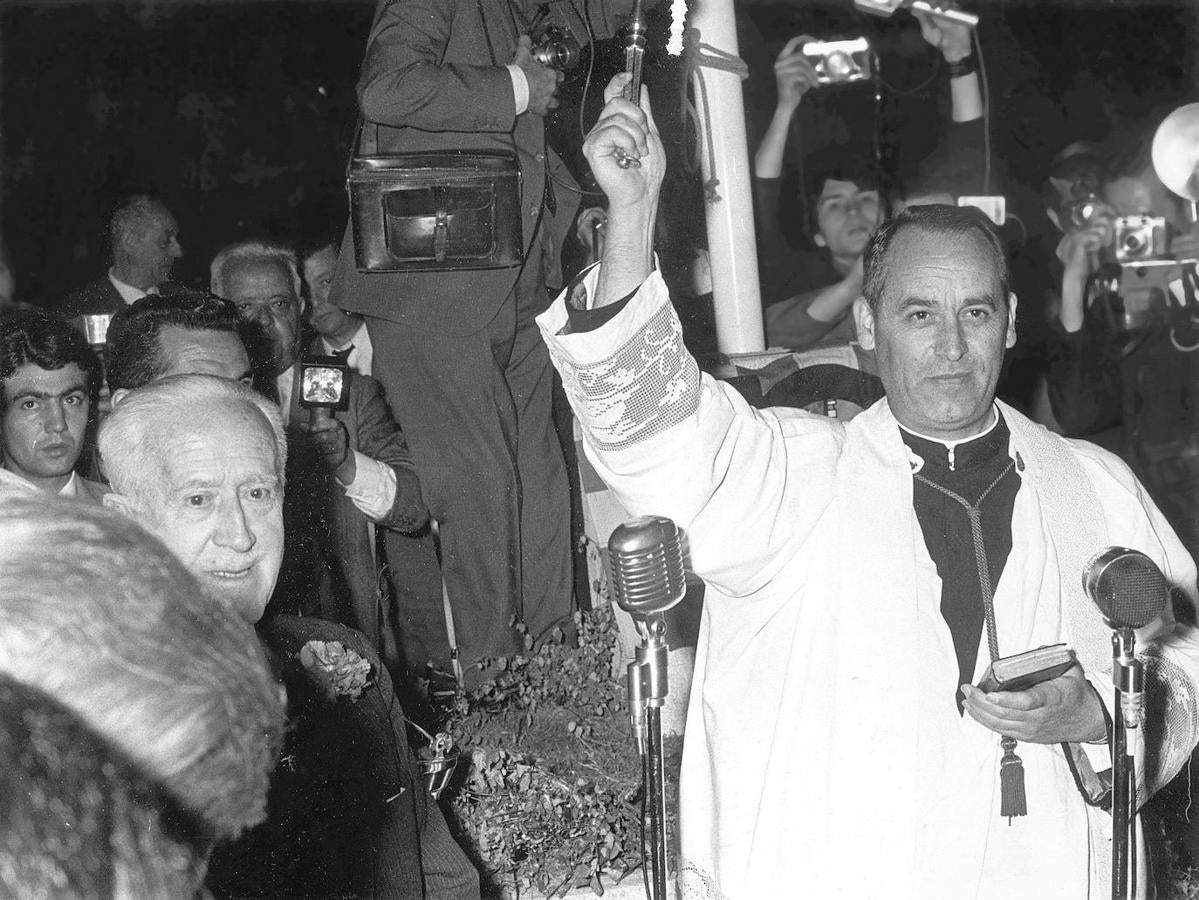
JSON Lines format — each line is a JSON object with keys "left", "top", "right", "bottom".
{"left": 299, "top": 640, "right": 372, "bottom": 702}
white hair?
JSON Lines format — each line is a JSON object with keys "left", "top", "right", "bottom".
{"left": 99, "top": 374, "right": 286, "bottom": 503}
{"left": 209, "top": 239, "right": 303, "bottom": 301}
{"left": 0, "top": 493, "right": 285, "bottom": 837}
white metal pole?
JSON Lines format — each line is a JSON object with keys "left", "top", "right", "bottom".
{"left": 689, "top": 0, "right": 765, "bottom": 354}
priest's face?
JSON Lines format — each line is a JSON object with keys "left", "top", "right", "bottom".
{"left": 855, "top": 226, "right": 1017, "bottom": 441}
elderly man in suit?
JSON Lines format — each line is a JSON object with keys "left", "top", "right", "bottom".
{"left": 98, "top": 375, "right": 478, "bottom": 898}
{"left": 211, "top": 240, "right": 429, "bottom": 675}
{"left": 57, "top": 193, "right": 183, "bottom": 326}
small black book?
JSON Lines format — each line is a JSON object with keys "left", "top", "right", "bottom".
{"left": 976, "top": 643, "right": 1077, "bottom": 693}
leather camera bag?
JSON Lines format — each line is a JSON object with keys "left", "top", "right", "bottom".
{"left": 347, "top": 144, "right": 524, "bottom": 274}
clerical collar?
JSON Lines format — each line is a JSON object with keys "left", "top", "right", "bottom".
{"left": 900, "top": 407, "right": 1003, "bottom": 474}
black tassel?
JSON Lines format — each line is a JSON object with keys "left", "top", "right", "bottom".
{"left": 1000, "top": 735, "right": 1027, "bottom": 822}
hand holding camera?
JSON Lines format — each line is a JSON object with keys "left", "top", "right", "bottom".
{"left": 798, "top": 37, "right": 872, "bottom": 88}
{"left": 773, "top": 36, "right": 821, "bottom": 113}
{"left": 1057, "top": 218, "right": 1113, "bottom": 276}
{"left": 1168, "top": 226, "right": 1199, "bottom": 263}
{"left": 513, "top": 35, "right": 565, "bottom": 117}
{"left": 297, "top": 356, "right": 355, "bottom": 481}
{"left": 912, "top": 8, "right": 972, "bottom": 63}
{"left": 299, "top": 410, "right": 354, "bottom": 482}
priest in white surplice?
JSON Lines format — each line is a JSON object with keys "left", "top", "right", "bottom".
{"left": 538, "top": 75, "right": 1199, "bottom": 900}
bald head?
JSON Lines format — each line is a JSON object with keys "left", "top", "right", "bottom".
{"left": 100, "top": 375, "right": 286, "bottom": 622}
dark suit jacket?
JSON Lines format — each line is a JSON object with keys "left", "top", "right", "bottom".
{"left": 206, "top": 615, "right": 426, "bottom": 899}
{"left": 272, "top": 363, "right": 427, "bottom": 638}
{"left": 329, "top": 0, "right": 637, "bottom": 335}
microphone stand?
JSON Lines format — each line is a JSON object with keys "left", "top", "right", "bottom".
{"left": 1111, "top": 628, "right": 1143, "bottom": 900}
{"left": 627, "top": 613, "right": 669, "bottom": 900}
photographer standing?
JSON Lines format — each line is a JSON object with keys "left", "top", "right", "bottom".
{"left": 329, "top": 0, "right": 651, "bottom": 683}
{"left": 1047, "top": 131, "right": 1199, "bottom": 556}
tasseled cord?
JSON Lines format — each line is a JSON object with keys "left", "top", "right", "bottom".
{"left": 1000, "top": 735, "right": 1027, "bottom": 822}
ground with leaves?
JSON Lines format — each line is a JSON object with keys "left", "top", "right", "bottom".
{"left": 438, "top": 607, "right": 679, "bottom": 899}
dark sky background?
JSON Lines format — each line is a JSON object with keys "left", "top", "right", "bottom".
{"left": 1, "top": 0, "right": 1195, "bottom": 307}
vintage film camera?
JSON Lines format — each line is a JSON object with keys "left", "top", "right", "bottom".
{"left": 1111, "top": 216, "right": 1176, "bottom": 329}
{"left": 802, "top": 38, "right": 873, "bottom": 86}
{"left": 1106, "top": 217, "right": 1199, "bottom": 332}
{"left": 528, "top": 6, "right": 581, "bottom": 71}
{"left": 299, "top": 355, "right": 352, "bottom": 413}
{"left": 1113, "top": 215, "right": 1171, "bottom": 265}
{"left": 1064, "top": 191, "right": 1104, "bottom": 230}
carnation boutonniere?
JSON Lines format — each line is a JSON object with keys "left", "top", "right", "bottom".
{"left": 299, "top": 640, "right": 373, "bottom": 702}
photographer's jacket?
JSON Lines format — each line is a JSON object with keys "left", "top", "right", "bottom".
{"left": 332, "top": 0, "right": 634, "bottom": 333}
{"left": 539, "top": 265, "right": 1199, "bottom": 900}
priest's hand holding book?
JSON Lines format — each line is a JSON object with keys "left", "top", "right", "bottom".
{"left": 960, "top": 645, "right": 1108, "bottom": 744}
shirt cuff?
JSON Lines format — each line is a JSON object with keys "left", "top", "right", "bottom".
{"left": 338, "top": 449, "right": 397, "bottom": 521}
{"left": 507, "top": 64, "right": 529, "bottom": 116}
{"left": 557, "top": 261, "right": 649, "bottom": 335}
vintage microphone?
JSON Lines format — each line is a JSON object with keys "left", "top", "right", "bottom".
{"left": 1082, "top": 547, "right": 1169, "bottom": 900}
{"left": 609, "top": 515, "right": 686, "bottom": 900}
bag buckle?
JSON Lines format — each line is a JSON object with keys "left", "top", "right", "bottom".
{"left": 433, "top": 212, "right": 449, "bottom": 264}
{"left": 433, "top": 184, "right": 450, "bottom": 263}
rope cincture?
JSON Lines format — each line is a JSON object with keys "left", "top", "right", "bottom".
{"left": 916, "top": 458, "right": 1027, "bottom": 822}
{"left": 680, "top": 26, "right": 749, "bottom": 205}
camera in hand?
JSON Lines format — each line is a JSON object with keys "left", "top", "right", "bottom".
{"left": 299, "top": 355, "right": 351, "bottom": 412}
{"left": 802, "top": 38, "right": 872, "bottom": 86}
{"left": 528, "top": 7, "right": 580, "bottom": 71}
{"left": 1106, "top": 215, "right": 1199, "bottom": 331}
{"left": 1114, "top": 215, "right": 1170, "bottom": 265}
{"left": 1064, "top": 191, "right": 1104, "bottom": 230}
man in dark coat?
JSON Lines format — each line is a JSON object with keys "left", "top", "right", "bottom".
{"left": 212, "top": 240, "right": 430, "bottom": 676}
{"left": 330, "top": 0, "right": 650, "bottom": 681}
{"left": 57, "top": 193, "right": 183, "bottom": 327}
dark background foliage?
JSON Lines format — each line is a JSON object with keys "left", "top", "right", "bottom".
{"left": 1, "top": 0, "right": 1194, "bottom": 307}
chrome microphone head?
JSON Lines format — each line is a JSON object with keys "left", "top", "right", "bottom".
{"left": 1082, "top": 546, "right": 1169, "bottom": 629}
{"left": 608, "top": 515, "right": 686, "bottom": 618}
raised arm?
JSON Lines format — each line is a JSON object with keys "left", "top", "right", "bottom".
{"left": 582, "top": 74, "right": 663, "bottom": 309}
{"left": 538, "top": 76, "right": 844, "bottom": 596}
{"left": 753, "top": 37, "right": 818, "bottom": 181}
{"left": 912, "top": 11, "right": 980, "bottom": 124}
{"left": 754, "top": 37, "right": 822, "bottom": 314}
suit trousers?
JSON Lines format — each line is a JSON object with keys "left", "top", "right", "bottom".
{"left": 364, "top": 256, "right": 572, "bottom": 683}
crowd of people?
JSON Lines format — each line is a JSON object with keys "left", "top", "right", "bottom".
{"left": 1, "top": 1, "right": 1198, "bottom": 898}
